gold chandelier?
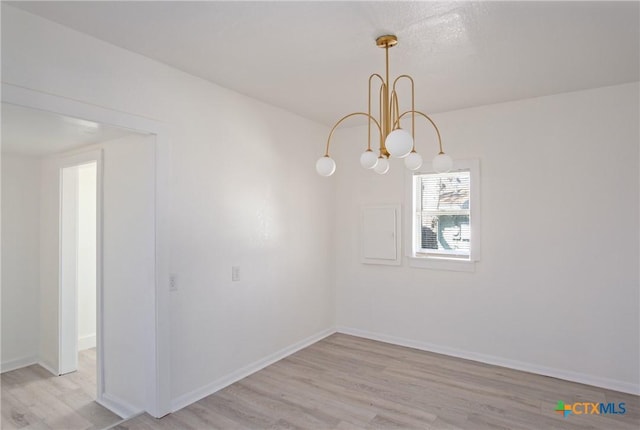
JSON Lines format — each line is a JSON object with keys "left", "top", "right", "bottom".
{"left": 316, "top": 35, "right": 452, "bottom": 176}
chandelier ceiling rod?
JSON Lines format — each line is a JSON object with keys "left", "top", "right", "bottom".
{"left": 316, "top": 35, "right": 453, "bottom": 177}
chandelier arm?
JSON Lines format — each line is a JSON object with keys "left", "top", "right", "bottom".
{"left": 395, "top": 110, "right": 444, "bottom": 154}
{"left": 390, "top": 90, "right": 400, "bottom": 131}
{"left": 368, "top": 74, "right": 384, "bottom": 151}
{"left": 324, "top": 112, "right": 382, "bottom": 156}
{"left": 393, "top": 75, "right": 416, "bottom": 149}
{"left": 369, "top": 73, "right": 385, "bottom": 87}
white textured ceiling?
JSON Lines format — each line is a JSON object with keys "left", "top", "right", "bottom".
{"left": 1, "top": 103, "right": 140, "bottom": 156}
{"left": 7, "top": 1, "right": 639, "bottom": 126}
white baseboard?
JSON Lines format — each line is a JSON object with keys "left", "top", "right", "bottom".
{"left": 37, "top": 359, "right": 59, "bottom": 376}
{"left": 171, "top": 327, "right": 336, "bottom": 412}
{"left": 337, "top": 326, "right": 640, "bottom": 396}
{"left": 98, "top": 393, "right": 144, "bottom": 419}
{"left": 1, "top": 355, "right": 38, "bottom": 373}
{"left": 78, "top": 334, "right": 97, "bottom": 351}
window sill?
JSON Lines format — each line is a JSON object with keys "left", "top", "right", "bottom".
{"left": 408, "top": 256, "right": 476, "bottom": 272}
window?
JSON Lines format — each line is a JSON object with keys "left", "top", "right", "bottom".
{"left": 416, "top": 171, "right": 470, "bottom": 258}
{"left": 406, "top": 159, "right": 480, "bottom": 270}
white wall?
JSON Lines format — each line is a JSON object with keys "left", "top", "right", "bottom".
{"left": 39, "top": 156, "right": 60, "bottom": 372}
{"left": 60, "top": 163, "right": 80, "bottom": 374}
{"left": 1, "top": 4, "right": 335, "bottom": 410}
{"left": 101, "top": 135, "right": 155, "bottom": 411}
{"left": 1, "top": 155, "right": 41, "bottom": 371}
{"left": 334, "top": 82, "right": 640, "bottom": 393}
{"left": 77, "top": 163, "right": 97, "bottom": 351}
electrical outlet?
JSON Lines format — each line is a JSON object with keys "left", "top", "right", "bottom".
{"left": 232, "top": 266, "right": 240, "bottom": 282}
{"left": 169, "top": 274, "right": 178, "bottom": 291}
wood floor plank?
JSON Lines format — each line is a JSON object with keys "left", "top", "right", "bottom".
{"left": 246, "top": 370, "right": 378, "bottom": 427}
{"left": 1, "top": 388, "right": 41, "bottom": 429}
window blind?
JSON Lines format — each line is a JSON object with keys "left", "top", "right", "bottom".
{"left": 416, "top": 171, "right": 471, "bottom": 256}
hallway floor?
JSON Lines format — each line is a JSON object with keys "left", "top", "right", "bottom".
{"left": 1, "top": 348, "right": 121, "bottom": 430}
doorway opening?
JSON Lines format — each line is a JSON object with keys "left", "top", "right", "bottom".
{"left": 60, "top": 161, "right": 98, "bottom": 376}
{"left": 2, "top": 83, "right": 172, "bottom": 418}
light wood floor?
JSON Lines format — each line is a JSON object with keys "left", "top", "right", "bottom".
{"left": 1, "top": 348, "right": 122, "bottom": 430}
{"left": 114, "top": 334, "right": 640, "bottom": 430}
{"left": 113, "top": 334, "right": 638, "bottom": 430}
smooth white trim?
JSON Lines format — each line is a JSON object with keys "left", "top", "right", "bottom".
{"left": 2, "top": 83, "right": 172, "bottom": 417}
{"left": 1, "top": 356, "right": 38, "bottom": 373}
{"left": 408, "top": 257, "right": 476, "bottom": 272}
{"left": 78, "top": 334, "right": 97, "bottom": 351}
{"left": 95, "top": 151, "right": 106, "bottom": 403}
{"left": 337, "top": 327, "right": 640, "bottom": 396}
{"left": 170, "top": 328, "right": 336, "bottom": 412}
{"left": 98, "top": 393, "right": 144, "bottom": 419}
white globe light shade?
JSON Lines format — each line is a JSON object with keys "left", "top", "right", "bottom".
{"left": 404, "top": 151, "right": 423, "bottom": 171}
{"left": 432, "top": 153, "right": 453, "bottom": 173}
{"left": 359, "top": 150, "right": 379, "bottom": 169}
{"left": 373, "top": 157, "right": 390, "bottom": 175}
{"left": 385, "top": 129, "right": 413, "bottom": 158}
{"left": 316, "top": 156, "right": 336, "bottom": 176}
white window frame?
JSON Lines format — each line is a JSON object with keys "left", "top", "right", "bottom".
{"left": 404, "top": 158, "right": 481, "bottom": 272}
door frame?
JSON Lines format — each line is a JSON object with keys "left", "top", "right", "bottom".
{"left": 2, "top": 83, "right": 172, "bottom": 418}
{"left": 58, "top": 154, "right": 102, "bottom": 377}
